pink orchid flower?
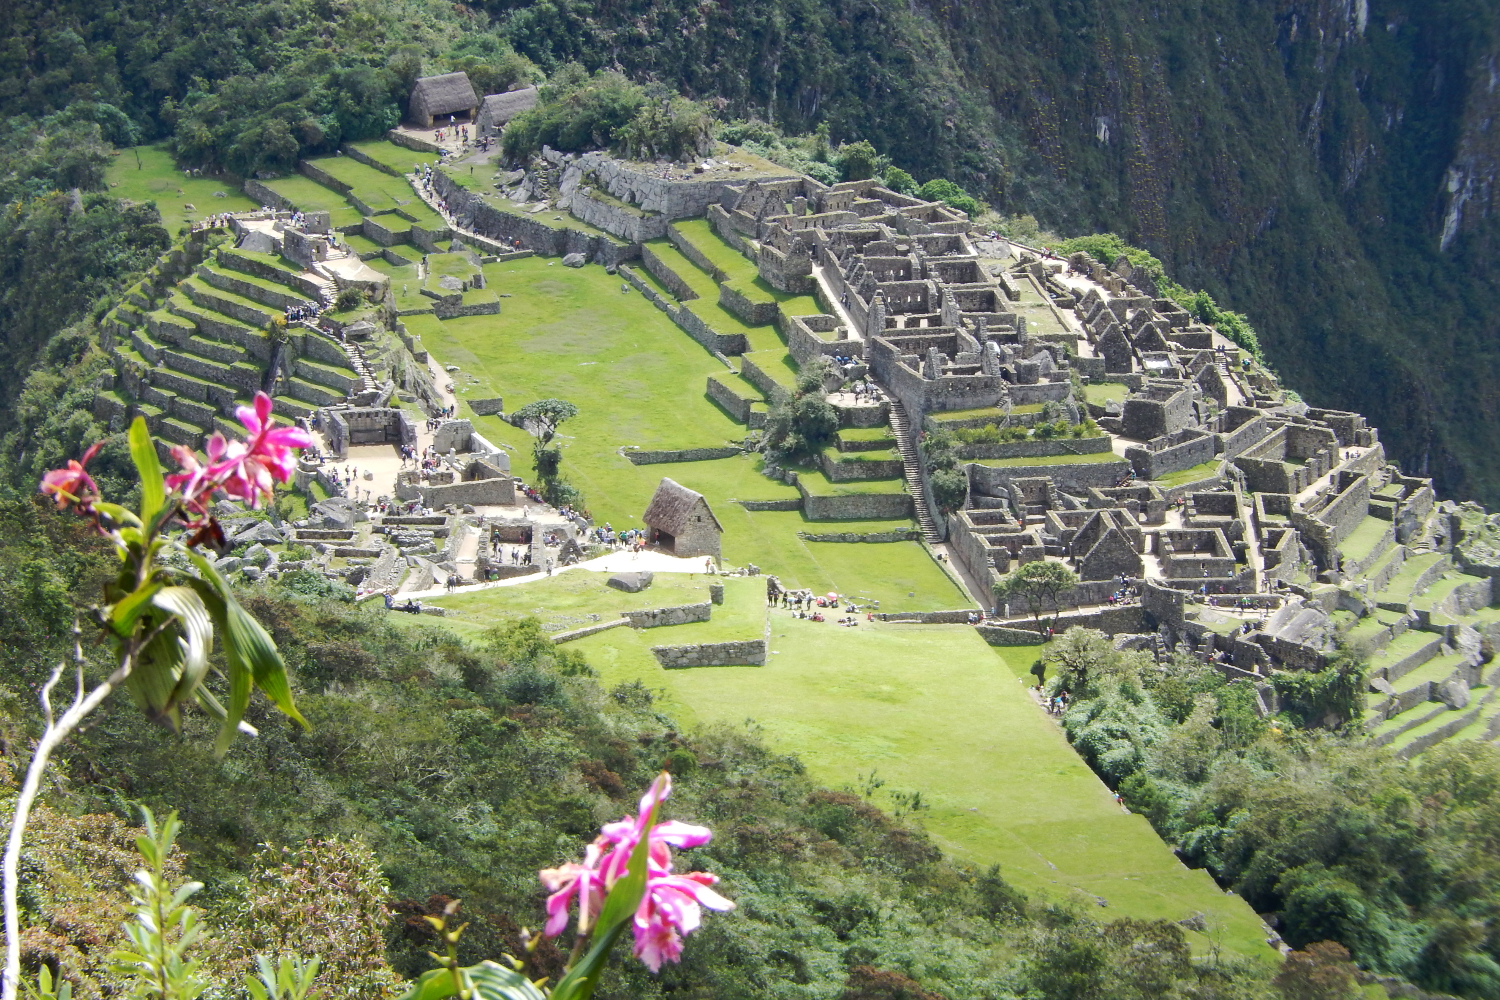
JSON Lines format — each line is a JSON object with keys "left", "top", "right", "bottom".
{"left": 208, "top": 392, "right": 312, "bottom": 507}
{"left": 540, "top": 772, "right": 733, "bottom": 973}
{"left": 39, "top": 442, "right": 102, "bottom": 511}
{"left": 165, "top": 433, "right": 230, "bottom": 514}
{"left": 539, "top": 842, "right": 606, "bottom": 937}
{"left": 631, "top": 870, "right": 734, "bottom": 972}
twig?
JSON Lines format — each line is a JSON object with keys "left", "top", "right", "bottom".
{"left": 1, "top": 621, "right": 160, "bottom": 1000}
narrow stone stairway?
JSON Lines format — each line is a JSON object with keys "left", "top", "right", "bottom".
{"left": 886, "top": 395, "right": 942, "bottom": 541}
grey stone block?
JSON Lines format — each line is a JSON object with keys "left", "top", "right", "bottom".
{"left": 607, "top": 571, "right": 654, "bottom": 593}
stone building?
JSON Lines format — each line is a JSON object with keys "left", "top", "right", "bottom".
{"left": 475, "top": 86, "right": 540, "bottom": 137}
{"left": 409, "top": 73, "right": 480, "bottom": 128}
{"left": 643, "top": 478, "right": 723, "bottom": 559}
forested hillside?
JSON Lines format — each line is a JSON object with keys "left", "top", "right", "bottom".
{"left": 2, "top": 0, "right": 1497, "bottom": 499}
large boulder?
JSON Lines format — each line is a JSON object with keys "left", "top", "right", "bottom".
{"left": 562, "top": 252, "right": 586, "bottom": 268}
{"left": 231, "top": 519, "right": 288, "bottom": 546}
{"left": 607, "top": 571, "right": 654, "bottom": 593}
{"left": 1440, "top": 678, "right": 1472, "bottom": 710}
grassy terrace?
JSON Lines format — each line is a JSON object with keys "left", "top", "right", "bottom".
{"left": 644, "top": 240, "right": 765, "bottom": 337}
{"left": 1155, "top": 459, "right": 1223, "bottom": 487}
{"left": 839, "top": 427, "right": 897, "bottom": 443}
{"left": 670, "top": 218, "right": 822, "bottom": 317}
{"left": 741, "top": 349, "right": 800, "bottom": 391}
{"left": 305, "top": 156, "right": 421, "bottom": 213}
{"left": 346, "top": 140, "right": 438, "bottom": 177}
{"left": 1339, "top": 515, "right": 1393, "bottom": 566}
{"left": 107, "top": 145, "right": 259, "bottom": 232}
{"left": 258, "top": 175, "right": 365, "bottom": 228}
{"left": 1373, "top": 552, "right": 1448, "bottom": 604}
{"left": 794, "top": 465, "right": 908, "bottom": 496}
{"left": 518, "top": 605, "right": 1270, "bottom": 957}
{"left": 928, "top": 404, "right": 1046, "bottom": 425}
{"left": 1083, "top": 382, "right": 1131, "bottom": 406}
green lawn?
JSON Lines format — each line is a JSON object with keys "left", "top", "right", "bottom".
{"left": 106, "top": 146, "right": 259, "bottom": 233}
{"left": 559, "top": 603, "right": 1270, "bottom": 957}
{"left": 1155, "top": 460, "right": 1223, "bottom": 487}
{"left": 305, "top": 156, "right": 422, "bottom": 214}
{"left": 1083, "top": 382, "right": 1130, "bottom": 406}
{"left": 1339, "top": 515, "right": 1392, "bottom": 566}
{"left": 258, "top": 175, "right": 365, "bottom": 229}
{"left": 346, "top": 140, "right": 439, "bottom": 177}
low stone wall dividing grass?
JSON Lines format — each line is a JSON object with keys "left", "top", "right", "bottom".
{"left": 956, "top": 437, "right": 1113, "bottom": 460}
{"left": 625, "top": 446, "right": 743, "bottom": 465}
{"left": 797, "top": 529, "right": 921, "bottom": 542}
{"left": 652, "top": 639, "right": 767, "bottom": 668}
{"left": 624, "top": 602, "right": 713, "bottom": 628}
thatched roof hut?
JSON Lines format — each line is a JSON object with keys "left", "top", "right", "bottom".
{"left": 642, "top": 478, "right": 722, "bottom": 559}
{"left": 475, "top": 86, "right": 540, "bottom": 137}
{"left": 409, "top": 72, "right": 480, "bottom": 128}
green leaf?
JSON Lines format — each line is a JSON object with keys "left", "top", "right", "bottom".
{"left": 125, "top": 621, "right": 185, "bottom": 725}
{"left": 397, "top": 963, "right": 547, "bottom": 1000}
{"left": 93, "top": 501, "right": 143, "bottom": 530}
{"left": 186, "top": 552, "right": 307, "bottom": 754}
{"left": 153, "top": 586, "right": 214, "bottom": 707}
{"left": 129, "top": 417, "right": 166, "bottom": 525}
{"left": 110, "top": 581, "right": 164, "bottom": 637}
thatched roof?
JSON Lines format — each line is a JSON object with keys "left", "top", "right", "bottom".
{"left": 643, "top": 478, "right": 722, "bottom": 535}
{"left": 477, "top": 87, "right": 539, "bottom": 128}
{"left": 410, "top": 73, "right": 479, "bottom": 118}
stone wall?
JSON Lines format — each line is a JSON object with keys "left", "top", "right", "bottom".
{"left": 739, "top": 355, "right": 794, "bottom": 406}
{"left": 796, "top": 480, "right": 913, "bottom": 520}
{"left": 881, "top": 610, "right": 977, "bottom": 623}
{"left": 568, "top": 188, "right": 670, "bottom": 242}
{"left": 430, "top": 170, "right": 635, "bottom": 266}
{"left": 626, "top": 446, "right": 742, "bottom": 465}
{"left": 706, "top": 375, "right": 757, "bottom": 423}
{"left": 652, "top": 639, "right": 767, "bottom": 668}
{"left": 1126, "top": 429, "right": 1216, "bottom": 480}
{"left": 667, "top": 224, "right": 726, "bottom": 280}
{"left": 956, "top": 437, "right": 1112, "bottom": 461}
{"left": 968, "top": 458, "right": 1130, "bottom": 494}
{"left": 797, "top": 528, "right": 921, "bottom": 542}
{"left": 640, "top": 244, "right": 698, "bottom": 301}
{"left": 719, "top": 283, "right": 780, "bottom": 326}
{"left": 624, "top": 602, "right": 713, "bottom": 628}
{"left": 820, "top": 450, "right": 905, "bottom": 482}
{"left": 737, "top": 498, "right": 804, "bottom": 512}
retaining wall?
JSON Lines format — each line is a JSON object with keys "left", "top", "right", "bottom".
{"left": 652, "top": 639, "right": 767, "bottom": 668}
{"left": 624, "top": 602, "right": 713, "bottom": 628}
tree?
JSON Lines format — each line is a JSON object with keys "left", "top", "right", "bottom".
{"left": 1043, "top": 627, "right": 1115, "bottom": 692}
{"left": 512, "top": 398, "right": 578, "bottom": 446}
{"left": 762, "top": 359, "right": 838, "bottom": 464}
{"left": 512, "top": 399, "right": 581, "bottom": 507}
{"left": 837, "top": 140, "right": 879, "bottom": 181}
{"left": 882, "top": 166, "right": 917, "bottom": 195}
{"left": 993, "top": 561, "right": 1079, "bottom": 633}
{"left": 1272, "top": 942, "right": 1362, "bottom": 1000}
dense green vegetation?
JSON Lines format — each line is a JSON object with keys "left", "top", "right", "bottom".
{"left": 1047, "top": 627, "right": 1500, "bottom": 999}
{"left": 6, "top": 0, "right": 1500, "bottom": 502}
{"left": 0, "top": 489, "right": 1284, "bottom": 999}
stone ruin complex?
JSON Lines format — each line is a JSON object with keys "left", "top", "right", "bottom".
{"left": 85, "top": 125, "right": 1500, "bottom": 759}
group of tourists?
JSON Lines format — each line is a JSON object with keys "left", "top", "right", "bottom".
{"left": 284, "top": 302, "right": 319, "bottom": 324}
{"left": 191, "top": 214, "right": 235, "bottom": 233}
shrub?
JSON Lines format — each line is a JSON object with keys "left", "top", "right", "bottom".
{"left": 229, "top": 839, "right": 403, "bottom": 1000}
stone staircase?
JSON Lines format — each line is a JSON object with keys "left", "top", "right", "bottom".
{"left": 886, "top": 396, "right": 941, "bottom": 541}
{"left": 342, "top": 341, "right": 380, "bottom": 393}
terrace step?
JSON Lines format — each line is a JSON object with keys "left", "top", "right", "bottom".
{"left": 884, "top": 394, "right": 940, "bottom": 541}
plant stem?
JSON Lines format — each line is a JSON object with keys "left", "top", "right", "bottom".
{"left": 2, "top": 628, "right": 147, "bottom": 1000}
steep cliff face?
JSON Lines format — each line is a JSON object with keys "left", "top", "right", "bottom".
{"left": 509, "top": 0, "right": 1499, "bottom": 501}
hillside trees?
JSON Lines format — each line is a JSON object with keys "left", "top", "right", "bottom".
{"left": 1047, "top": 625, "right": 1500, "bottom": 997}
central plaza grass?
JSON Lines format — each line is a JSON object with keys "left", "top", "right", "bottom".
{"left": 410, "top": 254, "right": 1269, "bottom": 958}
{"left": 434, "top": 578, "right": 1267, "bottom": 958}
{"left": 107, "top": 146, "right": 259, "bottom": 232}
